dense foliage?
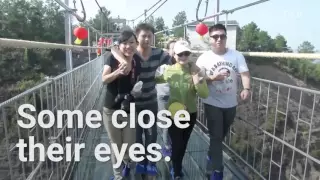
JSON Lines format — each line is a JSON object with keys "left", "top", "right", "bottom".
{"left": 1, "top": 0, "right": 104, "bottom": 101}
{"left": 237, "top": 22, "right": 320, "bottom": 85}
{"left": 0, "top": 1, "right": 319, "bottom": 179}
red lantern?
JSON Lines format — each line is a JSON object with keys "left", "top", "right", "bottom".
{"left": 73, "top": 27, "right": 88, "bottom": 45}
{"left": 195, "top": 22, "right": 208, "bottom": 36}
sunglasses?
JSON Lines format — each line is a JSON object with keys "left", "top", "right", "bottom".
{"left": 210, "top": 34, "right": 227, "bottom": 40}
{"left": 177, "top": 51, "right": 191, "bottom": 57}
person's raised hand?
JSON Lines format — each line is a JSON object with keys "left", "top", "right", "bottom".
{"left": 115, "top": 63, "right": 127, "bottom": 75}
{"left": 208, "top": 71, "right": 229, "bottom": 81}
{"left": 189, "top": 62, "right": 201, "bottom": 75}
{"left": 120, "top": 61, "right": 131, "bottom": 75}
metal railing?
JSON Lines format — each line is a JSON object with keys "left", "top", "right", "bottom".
{"left": 1, "top": 51, "right": 319, "bottom": 180}
{"left": 0, "top": 54, "right": 105, "bottom": 180}
{"left": 195, "top": 67, "right": 320, "bottom": 180}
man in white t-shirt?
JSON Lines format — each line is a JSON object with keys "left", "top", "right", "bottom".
{"left": 196, "top": 23, "right": 251, "bottom": 180}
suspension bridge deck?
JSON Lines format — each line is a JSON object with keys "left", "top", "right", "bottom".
{"left": 70, "top": 88, "right": 246, "bottom": 180}
{"left": 0, "top": 53, "right": 319, "bottom": 180}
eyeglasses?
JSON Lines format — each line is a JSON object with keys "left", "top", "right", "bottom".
{"left": 210, "top": 34, "right": 227, "bottom": 40}
{"left": 177, "top": 51, "right": 191, "bottom": 57}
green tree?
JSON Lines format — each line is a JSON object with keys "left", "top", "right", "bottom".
{"left": 1, "top": 0, "right": 66, "bottom": 77}
{"left": 237, "top": 22, "right": 260, "bottom": 51}
{"left": 145, "top": 15, "right": 155, "bottom": 27}
{"left": 274, "top": 34, "right": 288, "bottom": 52}
{"left": 237, "top": 21, "right": 320, "bottom": 86}
{"left": 298, "top": 41, "right": 315, "bottom": 53}
{"left": 237, "top": 22, "right": 278, "bottom": 52}
{"left": 257, "top": 30, "right": 275, "bottom": 52}
{"left": 0, "top": 0, "right": 66, "bottom": 100}
{"left": 78, "top": 6, "right": 116, "bottom": 45}
{"left": 154, "top": 17, "right": 167, "bottom": 47}
{"left": 236, "top": 26, "right": 242, "bottom": 49}
{"left": 0, "top": 0, "right": 112, "bottom": 100}
{"left": 155, "top": 17, "right": 165, "bottom": 31}
{"left": 172, "top": 11, "right": 187, "bottom": 38}
{"left": 86, "top": 7, "right": 114, "bottom": 33}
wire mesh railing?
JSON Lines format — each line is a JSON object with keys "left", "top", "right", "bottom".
{"left": 189, "top": 50, "right": 320, "bottom": 180}
{"left": 197, "top": 77, "right": 320, "bottom": 180}
{"left": 0, "top": 54, "right": 104, "bottom": 180}
{"left": 1, "top": 48, "right": 320, "bottom": 180}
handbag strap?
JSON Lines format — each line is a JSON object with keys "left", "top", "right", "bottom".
{"left": 117, "top": 58, "right": 138, "bottom": 93}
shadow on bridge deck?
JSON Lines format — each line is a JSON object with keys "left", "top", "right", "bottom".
{"left": 70, "top": 88, "right": 247, "bottom": 180}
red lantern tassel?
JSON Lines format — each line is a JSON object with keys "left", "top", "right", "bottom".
{"left": 74, "top": 38, "right": 83, "bottom": 45}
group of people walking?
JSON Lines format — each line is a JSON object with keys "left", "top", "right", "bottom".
{"left": 101, "top": 22, "right": 251, "bottom": 180}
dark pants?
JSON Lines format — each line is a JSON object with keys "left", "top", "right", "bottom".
{"left": 169, "top": 112, "right": 197, "bottom": 177}
{"left": 157, "top": 95, "right": 170, "bottom": 147}
{"left": 135, "top": 103, "right": 158, "bottom": 166}
{"left": 204, "top": 104, "right": 237, "bottom": 172}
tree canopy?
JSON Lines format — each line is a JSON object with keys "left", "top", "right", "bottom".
{"left": 0, "top": 0, "right": 112, "bottom": 101}
{"left": 1, "top": 2, "right": 319, "bottom": 101}
{"left": 172, "top": 11, "right": 187, "bottom": 38}
{"left": 236, "top": 21, "right": 320, "bottom": 83}
{"left": 0, "top": 3, "right": 320, "bottom": 180}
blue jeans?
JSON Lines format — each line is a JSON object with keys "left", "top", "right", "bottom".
{"left": 157, "top": 95, "right": 170, "bottom": 147}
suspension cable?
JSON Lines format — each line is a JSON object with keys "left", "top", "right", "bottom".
{"left": 130, "top": 0, "right": 163, "bottom": 21}
{"left": 95, "top": 0, "right": 109, "bottom": 22}
{"left": 54, "top": 0, "right": 99, "bottom": 33}
{"left": 204, "top": 0, "right": 209, "bottom": 18}
{"left": 196, "top": 0, "right": 209, "bottom": 22}
{"left": 72, "top": 0, "right": 86, "bottom": 22}
{"left": 155, "top": 0, "right": 270, "bottom": 34}
{"left": 144, "top": 0, "right": 168, "bottom": 22}
{"left": 53, "top": 0, "right": 87, "bottom": 22}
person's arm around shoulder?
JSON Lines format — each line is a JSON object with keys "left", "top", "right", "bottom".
{"left": 110, "top": 46, "right": 127, "bottom": 64}
{"left": 190, "top": 62, "right": 209, "bottom": 98}
{"left": 102, "top": 54, "right": 125, "bottom": 84}
{"left": 160, "top": 50, "right": 172, "bottom": 65}
{"left": 237, "top": 51, "right": 251, "bottom": 100}
{"left": 155, "top": 64, "right": 169, "bottom": 84}
{"left": 111, "top": 46, "right": 132, "bottom": 74}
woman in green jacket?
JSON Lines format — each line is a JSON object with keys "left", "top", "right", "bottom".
{"left": 156, "top": 40, "right": 209, "bottom": 179}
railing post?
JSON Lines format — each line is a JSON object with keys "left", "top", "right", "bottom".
{"left": 216, "top": 0, "right": 220, "bottom": 23}
{"left": 88, "top": 28, "right": 91, "bottom": 61}
{"left": 64, "top": 0, "right": 73, "bottom": 71}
